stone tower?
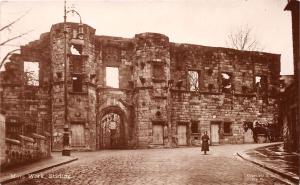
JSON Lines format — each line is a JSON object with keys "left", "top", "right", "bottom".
{"left": 133, "top": 33, "right": 171, "bottom": 147}
{"left": 50, "top": 22, "right": 97, "bottom": 150}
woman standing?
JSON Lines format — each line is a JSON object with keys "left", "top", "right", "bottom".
{"left": 201, "top": 131, "right": 210, "bottom": 155}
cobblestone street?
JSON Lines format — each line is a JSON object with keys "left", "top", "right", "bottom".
{"left": 8, "top": 145, "right": 290, "bottom": 185}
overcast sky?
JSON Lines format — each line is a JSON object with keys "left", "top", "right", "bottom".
{"left": 0, "top": 0, "right": 294, "bottom": 75}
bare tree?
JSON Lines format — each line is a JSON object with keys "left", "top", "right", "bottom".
{"left": 0, "top": 9, "right": 32, "bottom": 69}
{"left": 226, "top": 25, "right": 264, "bottom": 51}
{"left": 0, "top": 9, "right": 32, "bottom": 46}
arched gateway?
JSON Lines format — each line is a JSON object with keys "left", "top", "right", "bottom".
{"left": 97, "top": 106, "right": 129, "bottom": 149}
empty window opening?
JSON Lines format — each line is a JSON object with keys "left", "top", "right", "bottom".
{"left": 191, "top": 121, "right": 199, "bottom": 133}
{"left": 188, "top": 70, "right": 199, "bottom": 91}
{"left": 223, "top": 122, "right": 232, "bottom": 135}
{"left": 72, "top": 74, "right": 83, "bottom": 92}
{"left": 70, "top": 44, "right": 82, "bottom": 55}
{"left": 24, "top": 61, "right": 39, "bottom": 86}
{"left": 90, "top": 74, "right": 96, "bottom": 83}
{"left": 255, "top": 75, "right": 267, "bottom": 89}
{"left": 221, "top": 73, "right": 232, "bottom": 93}
{"left": 106, "top": 67, "right": 119, "bottom": 88}
{"left": 255, "top": 76, "right": 262, "bottom": 87}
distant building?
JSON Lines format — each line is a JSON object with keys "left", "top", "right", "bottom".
{"left": 282, "top": 0, "right": 300, "bottom": 152}
{"left": 0, "top": 22, "right": 281, "bottom": 151}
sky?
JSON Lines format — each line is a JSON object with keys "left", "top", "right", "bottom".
{"left": 0, "top": 0, "right": 294, "bottom": 75}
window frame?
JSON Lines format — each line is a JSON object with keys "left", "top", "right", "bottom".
{"left": 187, "top": 70, "right": 200, "bottom": 91}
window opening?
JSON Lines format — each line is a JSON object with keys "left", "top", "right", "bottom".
{"left": 191, "top": 121, "right": 199, "bottom": 133}
{"left": 223, "top": 122, "right": 232, "bottom": 134}
{"left": 106, "top": 67, "right": 119, "bottom": 88}
{"left": 221, "top": 73, "right": 232, "bottom": 93}
{"left": 24, "top": 61, "right": 39, "bottom": 86}
{"left": 70, "top": 44, "right": 82, "bottom": 55}
{"left": 188, "top": 70, "right": 199, "bottom": 91}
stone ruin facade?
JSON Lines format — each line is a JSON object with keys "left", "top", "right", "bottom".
{"left": 0, "top": 22, "right": 281, "bottom": 151}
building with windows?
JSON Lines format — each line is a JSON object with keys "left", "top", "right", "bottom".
{"left": 0, "top": 22, "right": 281, "bottom": 150}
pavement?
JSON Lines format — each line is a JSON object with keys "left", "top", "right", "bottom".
{"left": 237, "top": 142, "right": 299, "bottom": 184}
{"left": 1, "top": 143, "right": 298, "bottom": 185}
{"left": 0, "top": 153, "right": 78, "bottom": 184}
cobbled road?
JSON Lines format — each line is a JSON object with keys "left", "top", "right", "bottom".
{"left": 8, "top": 144, "right": 289, "bottom": 185}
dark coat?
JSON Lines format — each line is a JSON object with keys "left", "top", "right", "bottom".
{"left": 201, "top": 135, "right": 209, "bottom": 151}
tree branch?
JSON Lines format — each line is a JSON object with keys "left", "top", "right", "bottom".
{"left": 0, "top": 9, "right": 31, "bottom": 32}
{"left": 0, "top": 30, "right": 33, "bottom": 46}
{"left": 226, "top": 25, "right": 262, "bottom": 51}
{"left": 0, "top": 48, "right": 20, "bottom": 70}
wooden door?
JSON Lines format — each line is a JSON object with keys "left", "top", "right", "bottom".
{"left": 210, "top": 124, "right": 219, "bottom": 144}
{"left": 152, "top": 125, "right": 163, "bottom": 145}
{"left": 71, "top": 124, "right": 85, "bottom": 146}
{"left": 178, "top": 125, "right": 187, "bottom": 145}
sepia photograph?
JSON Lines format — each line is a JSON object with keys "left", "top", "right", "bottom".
{"left": 0, "top": 0, "right": 299, "bottom": 184}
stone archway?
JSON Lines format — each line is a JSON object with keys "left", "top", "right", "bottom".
{"left": 97, "top": 106, "right": 128, "bottom": 149}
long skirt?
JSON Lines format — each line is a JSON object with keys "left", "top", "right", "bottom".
{"left": 201, "top": 141, "right": 209, "bottom": 151}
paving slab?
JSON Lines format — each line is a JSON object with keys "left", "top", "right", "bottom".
{"left": 237, "top": 142, "right": 299, "bottom": 184}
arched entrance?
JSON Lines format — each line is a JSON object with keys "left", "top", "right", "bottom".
{"left": 97, "top": 106, "right": 128, "bottom": 149}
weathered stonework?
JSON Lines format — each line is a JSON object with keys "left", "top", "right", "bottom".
{"left": 0, "top": 22, "right": 281, "bottom": 150}
{"left": 0, "top": 38, "right": 52, "bottom": 168}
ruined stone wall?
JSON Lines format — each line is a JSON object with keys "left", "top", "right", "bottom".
{"left": 133, "top": 33, "right": 171, "bottom": 148}
{"left": 0, "top": 21, "right": 281, "bottom": 150}
{"left": 50, "top": 23, "right": 97, "bottom": 150}
{"left": 170, "top": 44, "right": 280, "bottom": 144}
{"left": 0, "top": 33, "right": 52, "bottom": 139}
{"left": 0, "top": 34, "right": 52, "bottom": 168}
{"left": 95, "top": 36, "right": 135, "bottom": 148}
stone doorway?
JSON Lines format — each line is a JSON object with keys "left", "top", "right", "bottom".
{"left": 97, "top": 106, "right": 129, "bottom": 149}
{"left": 99, "top": 113, "right": 124, "bottom": 149}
